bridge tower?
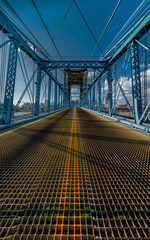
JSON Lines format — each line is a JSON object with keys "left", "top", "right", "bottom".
{"left": 64, "top": 69, "right": 87, "bottom": 106}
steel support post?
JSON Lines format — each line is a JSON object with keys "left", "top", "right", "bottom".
{"left": 85, "top": 93, "right": 87, "bottom": 108}
{"left": 64, "top": 93, "right": 66, "bottom": 109}
{"left": 92, "top": 83, "right": 95, "bottom": 111}
{"left": 62, "top": 93, "right": 64, "bottom": 109}
{"left": 107, "top": 68, "right": 112, "bottom": 115}
{"left": 90, "top": 88, "right": 91, "bottom": 110}
{"left": 65, "top": 94, "right": 67, "bottom": 108}
{"left": 47, "top": 76, "right": 51, "bottom": 112}
{"left": 2, "top": 41, "right": 18, "bottom": 124}
{"left": 83, "top": 96, "right": 85, "bottom": 108}
{"left": 54, "top": 82, "right": 57, "bottom": 111}
{"left": 61, "top": 90, "right": 63, "bottom": 109}
{"left": 59, "top": 87, "right": 61, "bottom": 110}
{"left": 80, "top": 95, "right": 81, "bottom": 107}
{"left": 64, "top": 94, "right": 66, "bottom": 108}
{"left": 35, "top": 65, "right": 42, "bottom": 116}
{"left": 54, "top": 69, "right": 57, "bottom": 111}
{"left": 98, "top": 77, "right": 101, "bottom": 112}
{"left": 67, "top": 95, "right": 69, "bottom": 108}
{"left": 130, "top": 40, "right": 142, "bottom": 123}
{"left": 143, "top": 38, "right": 147, "bottom": 108}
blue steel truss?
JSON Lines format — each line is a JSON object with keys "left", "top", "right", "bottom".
{"left": 0, "top": 8, "right": 150, "bottom": 132}
{"left": 47, "top": 76, "right": 51, "bottom": 112}
{"left": 107, "top": 68, "right": 113, "bottom": 115}
{"left": 130, "top": 40, "right": 143, "bottom": 123}
{"left": 98, "top": 77, "right": 101, "bottom": 112}
{"left": 43, "top": 60, "right": 108, "bottom": 70}
{"left": 34, "top": 66, "right": 42, "bottom": 116}
{"left": 2, "top": 41, "right": 18, "bottom": 124}
{"left": 92, "top": 83, "right": 95, "bottom": 111}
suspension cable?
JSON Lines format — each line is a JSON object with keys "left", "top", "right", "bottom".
{"left": 90, "top": 0, "right": 122, "bottom": 58}
{"left": 2, "top": 0, "right": 53, "bottom": 60}
{"left": 20, "top": 51, "right": 33, "bottom": 100}
{"left": 99, "top": 0, "right": 148, "bottom": 60}
{"left": 18, "top": 54, "right": 32, "bottom": 104}
{"left": 73, "top": 0, "right": 104, "bottom": 57}
{"left": 47, "top": 0, "right": 74, "bottom": 52}
{"left": 3, "top": 0, "right": 66, "bottom": 80}
{"left": 31, "top": 0, "right": 63, "bottom": 60}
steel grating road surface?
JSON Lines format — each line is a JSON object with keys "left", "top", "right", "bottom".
{"left": 0, "top": 107, "right": 149, "bottom": 240}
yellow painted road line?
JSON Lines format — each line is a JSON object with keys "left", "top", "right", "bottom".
{"left": 54, "top": 108, "right": 76, "bottom": 239}
{"left": 73, "top": 108, "right": 82, "bottom": 239}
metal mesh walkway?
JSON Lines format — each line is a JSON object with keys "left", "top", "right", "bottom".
{"left": 0, "top": 107, "right": 149, "bottom": 239}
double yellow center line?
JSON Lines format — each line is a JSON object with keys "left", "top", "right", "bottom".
{"left": 53, "top": 107, "right": 82, "bottom": 239}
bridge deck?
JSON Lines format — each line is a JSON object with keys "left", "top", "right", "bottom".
{"left": 0, "top": 107, "right": 149, "bottom": 240}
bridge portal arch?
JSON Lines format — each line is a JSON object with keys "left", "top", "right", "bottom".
{"left": 64, "top": 69, "right": 87, "bottom": 106}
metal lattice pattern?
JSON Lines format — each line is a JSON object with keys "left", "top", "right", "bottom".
{"left": 130, "top": 40, "right": 143, "bottom": 123}
{"left": 43, "top": 61, "right": 107, "bottom": 70}
{"left": 0, "top": 108, "right": 149, "bottom": 239}
{"left": 2, "top": 41, "right": 18, "bottom": 124}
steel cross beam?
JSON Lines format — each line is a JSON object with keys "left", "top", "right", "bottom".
{"left": 43, "top": 60, "right": 107, "bottom": 70}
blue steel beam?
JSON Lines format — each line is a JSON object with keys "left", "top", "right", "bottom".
{"left": 138, "top": 101, "right": 150, "bottom": 124}
{"left": 44, "top": 60, "right": 107, "bottom": 69}
{"left": 92, "top": 83, "right": 95, "bottom": 111}
{"left": 34, "top": 66, "right": 42, "bottom": 116}
{"left": 130, "top": 40, "right": 142, "bottom": 123}
{"left": 0, "top": 9, "right": 41, "bottom": 63}
{"left": 90, "top": 88, "right": 91, "bottom": 110}
{"left": 54, "top": 69, "right": 57, "bottom": 111}
{"left": 0, "top": 7, "right": 38, "bottom": 50}
{"left": 61, "top": 90, "right": 63, "bottom": 109}
{"left": 87, "top": 11, "right": 150, "bottom": 89}
{"left": 2, "top": 41, "right": 18, "bottom": 124}
{"left": 0, "top": 9, "right": 67, "bottom": 95}
{"left": 108, "top": 11, "right": 150, "bottom": 65}
{"left": 0, "top": 39, "right": 11, "bottom": 49}
{"left": 58, "top": 87, "right": 61, "bottom": 110}
{"left": 107, "top": 68, "right": 113, "bottom": 115}
{"left": 0, "top": 10, "right": 69, "bottom": 124}
{"left": 136, "top": 39, "right": 150, "bottom": 53}
{"left": 54, "top": 83, "right": 57, "bottom": 111}
{"left": 98, "top": 77, "right": 101, "bottom": 112}
{"left": 82, "top": 12, "right": 150, "bottom": 120}
{"left": 47, "top": 76, "right": 51, "bottom": 112}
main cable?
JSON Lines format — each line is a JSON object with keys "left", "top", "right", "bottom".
{"left": 31, "top": 0, "right": 63, "bottom": 60}
{"left": 47, "top": 0, "right": 74, "bottom": 52}
{"left": 99, "top": 0, "right": 148, "bottom": 60}
{"left": 90, "top": 0, "right": 122, "bottom": 58}
{"left": 2, "top": 0, "right": 52, "bottom": 60}
{"left": 73, "top": 0, "right": 104, "bottom": 57}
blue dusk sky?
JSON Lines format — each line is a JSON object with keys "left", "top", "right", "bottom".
{"left": 0, "top": 0, "right": 150, "bottom": 105}
{"left": 1, "top": 0, "right": 145, "bottom": 58}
